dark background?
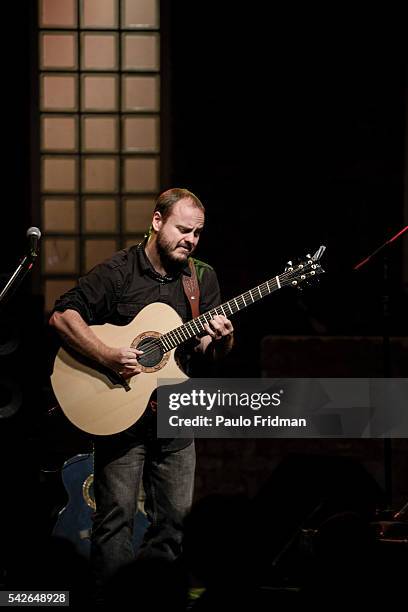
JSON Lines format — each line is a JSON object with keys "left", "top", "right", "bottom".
{"left": 0, "top": 4, "right": 408, "bottom": 553}
{"left": 167, "top": 4, "right": 408, "bottom": 373}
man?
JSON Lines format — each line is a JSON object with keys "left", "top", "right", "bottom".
{"left": 49, "top": 188, "right": 233, "bottom": 597}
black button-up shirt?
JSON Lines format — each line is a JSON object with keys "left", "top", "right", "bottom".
{"left": 54, "top": 242, "right": 221, "bottom": 327}
{"left": 53, "top": 242, "right": 221, "bottom": 449}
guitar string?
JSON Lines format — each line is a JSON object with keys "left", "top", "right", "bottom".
{"left": 133, "top": 265, "right": 318, "bottom": 362}
{"left": 136, "top": 265, "right": 318, "bottom": 360}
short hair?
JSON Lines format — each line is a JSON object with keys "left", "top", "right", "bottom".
{"left": 153, "top": 188, "right": 205, "bottom": 222}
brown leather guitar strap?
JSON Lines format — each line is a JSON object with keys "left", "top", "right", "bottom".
{"left": 182, "top": 258, "right": 200, "bottom": 318}
{"left": 150, "top": 259, "right": 200, "bottom": 414}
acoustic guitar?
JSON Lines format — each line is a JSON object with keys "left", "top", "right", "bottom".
{"left": 51, "top": 247, "right": 325, "bottom": 435}
{"left": 52, "top": 453, "right": 149, "bottom": 558}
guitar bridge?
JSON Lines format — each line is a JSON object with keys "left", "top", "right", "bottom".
{"left": 104, "top": 368, "right": 131, "bottom": 391}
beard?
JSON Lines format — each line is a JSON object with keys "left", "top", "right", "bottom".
{"left": 156, "top": 231, "right": 192, "bottom": 274}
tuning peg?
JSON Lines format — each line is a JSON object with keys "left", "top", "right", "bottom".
{"left": 287, "top": 260, "right": 293, "bottom": 266}
{"left": 306, "top": 253, "right": 311, "bottom": 259}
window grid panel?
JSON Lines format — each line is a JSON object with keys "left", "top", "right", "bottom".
{"left": 122, "top": 74, "right": 159, "bottom": 112}
{"left": 39, "top": 0, "right": 78, "bottom": 29}
{"left": 76, "top": 5, "right": 84, "bottom": 274}
{"left": 81, "top": 32, "right": 118, "bottom": 71}
{"left": 42, "top": 115, "right": 78, "bottom": 152}
{"left": 41, "top": 32, "right": 78, "bottom": 71}
{"left": 43, "top": 237, "right": 79, "bottom": 275}
{"left": 121, "top": 0, "right": 159, "bottom": 30}
{"left": 116, "top": 3, "right": 124, "bottom": 247}
{"left": 81, "top": 74, "right": 119, "bottom": 112}
{"left": 83, "top": 197, "right": 118, "bottom": 233}
{"left": 40, "top": 0, "right": 161, "bottom": 303}
{"left": 82, "top": 115, "right": 119, "bottom": 152}
{"left": 122, "top": 115, "right": 159, "bottom": 153}
{"left": 82, "top": 156, "right": 119, "bottom": 193}
{"left": 123, "top": 156, "right": 159, "bottom": 193}
{"left": 81, "top": 0, "right": 118, "bottom": 29}
{"left": 42, "top": 197, "right": 78, "bottom": 233}
{"left": 84, "top": 238, "right": 118, "bottom": 272}
{"left": 122, "top": 33, "right": 160, "bottom": 71}
{"left": 41, "top": 74, "right": 78, "bottom": 111}
{"left": 123, "top": 197, "right": 155, "bottom": 234}
{"left": 42, "top": 155, "right": 78, "bottom": 193}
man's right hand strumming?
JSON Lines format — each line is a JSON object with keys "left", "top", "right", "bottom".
{"left": 50, "top": 309, "right": 143, "bottom": 379}
{"left": 100, "top": 346, "right": 144, "bottom": 379}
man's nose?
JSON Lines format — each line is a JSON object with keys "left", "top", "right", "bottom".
{"left": 185, "top": 232, "right": 196, "bottom": 245}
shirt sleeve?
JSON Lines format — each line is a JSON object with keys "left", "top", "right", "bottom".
{"left": 53, "top": 262, "right": 122, "bottom": 324}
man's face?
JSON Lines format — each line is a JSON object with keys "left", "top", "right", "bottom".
{"left": 155, "top": 198, "right": 205, "bottom": 268}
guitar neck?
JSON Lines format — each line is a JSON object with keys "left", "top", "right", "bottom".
{"left": 159, "top": 274, "right": 286, "bottom": 353}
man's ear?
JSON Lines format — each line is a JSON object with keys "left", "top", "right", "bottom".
{"left": 151, "top": 211, "right": 163, "bottom": 232}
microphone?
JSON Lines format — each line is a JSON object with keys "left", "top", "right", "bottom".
{"left": 0, "top": 227, "right": 42, "bottom": 306}
{"left": 27, "top": 226, "right": 41, "bottom": 256}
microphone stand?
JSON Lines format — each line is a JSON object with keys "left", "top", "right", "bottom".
{"left": 354, "top": 225, "right": 408, "bottom": 510}
{"left": 0, "top": 249, "right": 39, "bottom": 310}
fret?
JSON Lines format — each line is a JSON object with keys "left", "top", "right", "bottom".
{"left": 168, "top": 334, "right": 176, "bottom": 349}
{"left": 167, "top": 331, "right": 178, "bottom": 347}
{"left": 161, "top": 335, "right": 171, "bottom": 351}
{"left": 187, "top": 324, "right": 195, "bottom": 338}
{"left": 275, "top": 275, "right": 281, "bottom": 289}
{"left": 196, "top": 318, "right": 206, "bottom": 332}
{"left": 220, "top": 304, "right": 226, "bottom": 316}
{"left": 234, "top": 298, "right": 239, "bottom": 310}
{"left": 160, "top": 336, "right": 169, "bottom": 351}
{"left": 179, "top": 326, "right": 188, "bottom": 341}
{"left": 173, "top": 327, "right": 185, "bottom": 344}
{"left": 185, "top": 325, "right": 193, "bottom": 339}
{"left": 258, "top": 286, "right": 262, "bottom": 298}
{"left": 242, "top": 294, "right": 246, "bottom": 307}
{"left": 184, "top": 322, "right": 192, "bottom": 337}
{"left": 203, "top": 312, "right": 211, "bottom": 324}
{"left": 169, "top": 330, "right": 178, "bottom": 345}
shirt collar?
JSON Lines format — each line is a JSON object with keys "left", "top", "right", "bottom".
{"left": 136, "top": 241, "right": 191, "bottom": 279}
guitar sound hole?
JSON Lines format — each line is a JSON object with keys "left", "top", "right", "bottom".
{"left": 136, "top": 336, "right": 164, "bottom": 369}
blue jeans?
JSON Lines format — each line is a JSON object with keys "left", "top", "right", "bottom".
{"left": 90, "top": 424, "right": 195, "bottom": 595}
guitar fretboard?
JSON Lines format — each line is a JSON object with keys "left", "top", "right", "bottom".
{"left": 158, "top": 272, "right": 294, "bottom": 353}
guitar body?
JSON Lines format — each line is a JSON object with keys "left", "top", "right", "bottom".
{"left": 51, "top": 302, "right": 189, "bottom": 435}
{"left": 52, "top": 453, "right": 149, "bottom": 558}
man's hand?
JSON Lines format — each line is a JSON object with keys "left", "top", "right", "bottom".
{"left": 101, "top": 346, "right": 144, "bottom": 379}
{"left": 50, "top": 309, "right": 144, "bottom": 379}
{"left": 203, "top": 314, "right": 234, "bottom": 341}
{"left": 198, "top": 314, "right": 234, "bottom": 359}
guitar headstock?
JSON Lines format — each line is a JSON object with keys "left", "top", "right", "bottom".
{"left": 282, "top": 245, "right": 326, "bottom": 289}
